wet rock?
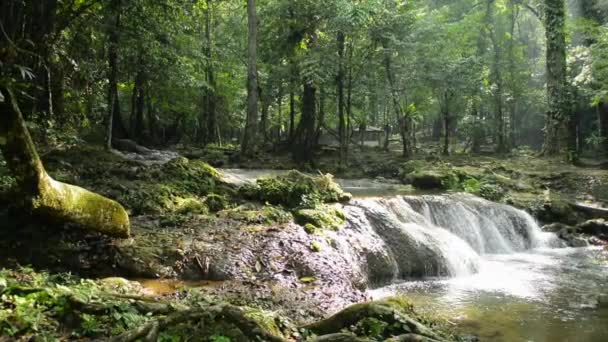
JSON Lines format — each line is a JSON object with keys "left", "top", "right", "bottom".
{"left": 408, "top": 171, "right": 447, "bottom": 189}
{"left": 577, "top": 219, "right": 608, "bottom": 241}
{"left": 542, "top": 222, "right": 570, "bottom": 233}
{"left": 553, "top": 225, "right": 590, "bottom": 247}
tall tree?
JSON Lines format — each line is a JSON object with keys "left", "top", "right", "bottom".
{"left": 541, "top": 0, "right": 569, "bottom": 157}
{"left": 242, "top": 0, "right": 259, "bottom": 156}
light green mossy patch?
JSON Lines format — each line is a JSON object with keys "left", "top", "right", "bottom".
{"left": 242, "top": 307, "right": 286, "bottom": 338}
{"left": 175, "top": 197, "right": 208, "bottom": 215}
{"left": 240, "top": 171, "right": 351, "bottom": 209}
{"left": 293, "top": 205, "right": 346, "bottom": 231}
{"left": 219, "top": 205, "right": 293, "bottom": 225}
{"left": 310, "top": 241, "right": 322, "bottom": 252}
{"left": 304, "top": 223, "right": 317, "bottom": 234}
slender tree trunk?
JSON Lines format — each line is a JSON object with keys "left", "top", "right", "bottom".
{"left": 337, "top": 31, "right": 347, "bottom": 167}
{"left": 383, "top": 44, "right": 410, "bottom": 157}
{"left": 599, "top": 103, "right": 608, "bottom": 151}
{"left": 0, "top": 87, "right": 129, "bottom": 237}
{"left": 508, "top": 0, "right": 519, "bottom": 147}
{"left": 289, "top": 89, "right": 296, "bottom": 142}
{"left": 292, "top": 81, "right": 317, "bottom": 163}
{"left": 106, "top": 0, "right": 127, "bottom": 149}
{"left": 541, "top": 0, "right": 569, "bottom": 157}
{"left": 260, "top": 88, "right": 270, "bottom": 143}
{"left": 489, "top": 1, "right": 506, "bottom": 153}
{"left": 277, "top": 85, "right": 283, "bottom": 142}
{"left": 315, "top": 87, "right": 326, "bottom": 146}
{"left": 242, "top": 0, "right": 259, "bottom": 156}
{"left": 443, "top": 90, "right": 451, "bottom": 156}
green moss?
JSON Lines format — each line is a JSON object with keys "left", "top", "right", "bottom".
{"left": 219, "top": 205, "right": 292, "bottom": 225}
{"left": 310, "top": 241, "right": 322, "bottom": 252}
{"left": 240, "top": 171, "right": 351, "bottom": 209}
{"left": 42, "top": 148, "right": 230, "bottom": 216}
{"left": 242, "top": 307, "right": 285, "bottom": 338}
{"left": 304, "top": 223, "right": 317, "bottom": 234}
{"left": 205, "top": 194, "right": 228, "bottom": 212}
{"left": 175, "top": 197, "right": 208, "bottom": 215}
{"left": 293, "top": 205, "right": 346, "bottom": 231}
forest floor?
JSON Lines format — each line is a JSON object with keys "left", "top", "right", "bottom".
{"left": 0, "top": 140, "right": 606, "bottom": 340}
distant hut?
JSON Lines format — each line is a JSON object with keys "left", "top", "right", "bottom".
{"left": 318, "top": 126, "right": 384, "bottom": 147}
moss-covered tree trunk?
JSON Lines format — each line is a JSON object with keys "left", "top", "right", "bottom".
{"left": 0, "top": 87, "right": 130, "bottom": 238}
{"left": 541, "top": 0, "right": 569, "bottom": 157}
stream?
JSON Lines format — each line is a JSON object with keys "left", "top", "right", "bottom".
{"left": 208, "top": 169, "right": 608, "bottom": 341}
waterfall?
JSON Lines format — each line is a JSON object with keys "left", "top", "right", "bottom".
{"left": 343, "top": 193, "right": 562, "bottom": 283}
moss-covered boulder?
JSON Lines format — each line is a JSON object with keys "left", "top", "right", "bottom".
{"left": 409, "top": 170, "right": 451, "bottom": 190}
{"left": 240, "top": 171, "right": 351, "bottom": 209}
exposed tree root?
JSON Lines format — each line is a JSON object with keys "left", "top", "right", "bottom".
{"left": 303, "top": 300, "right": 447, "bottom": 342}
{"left": 110, "top": 304, "right": 286, "bottom": 342}
{"left": 0, "top": 86, "right": 129, "bottom": 238}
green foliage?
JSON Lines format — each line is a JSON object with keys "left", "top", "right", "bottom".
{"left": 0, "top": 268, "right": 150, "bottom": 339}
{"left": 399, "top": 160, "right": 426, "bottom": 176}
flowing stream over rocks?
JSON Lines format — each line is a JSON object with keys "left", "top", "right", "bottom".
{"left": 212, "top": 169, "right": 608, "bottom": 340}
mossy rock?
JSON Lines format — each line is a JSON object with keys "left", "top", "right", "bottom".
{"left": 205, "top": 193, "right": 228, "bottom": 212}
{"left": 408, "top": 170, "right": 453, "bottom": 190}
{"left": 219, "top": 205, "right": 292, "bottom": 225}
{"left": 240, "top": 171, "right": 351, "bottom": 208}
{"left": 293, "top": 205, "right": 346, "bottom": 231}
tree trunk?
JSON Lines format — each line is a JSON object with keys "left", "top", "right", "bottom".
{"left": 106, "top": 0, "right": 127, "bottom": 150}
{"left": 133, "top": 56, "right": 145, "bottom": 139}
{"left": 316, "top": 87, "right": 326, "bottom": 146}
{"left": 599, "top": 102, "right": 608, "bottom": 151}
{"left": 383, "top": 44, "right": 410, "bottom": 157}
{"left": 337, "top": 31, "right": 347, "bottom": 167}
{"left": 541, "top": 0, "right": 569, "bottom": 157}
{"left": 197, "top": 0, "right": 217, "bottom": 145}
{"left": 292, "top": 81, "right": 317, "bottom": 163}
{"left": 242, "top": 0, "right": 259, "bottom": 156}
{"left": 489, "top": 1, "right": 506, "bottom": 153}
{"left": 289, "top": 90, "right": 296, "bottom": 142}
{"left": 508, "top": 0, "right": 519, "bottom": 147}
{"left": 0, "top": 87, "right": 130, "bottom": 237}
{"left": 443, "top": 91, "right": 451, "bottom": 156}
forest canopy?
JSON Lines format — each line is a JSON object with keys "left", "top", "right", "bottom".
{"left": 0, "top": 0, "right": 606, "bottom": 163}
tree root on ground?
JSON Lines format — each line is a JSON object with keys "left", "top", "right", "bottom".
{"left": 110, "top": 304, "right": 286, "bottom": 342}
{"left": 303, "top": 300, "right": 447, "bottom": 342}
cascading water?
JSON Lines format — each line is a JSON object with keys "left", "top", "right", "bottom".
{"left": 343, "top": 193, "right": 563, "bottom": 282}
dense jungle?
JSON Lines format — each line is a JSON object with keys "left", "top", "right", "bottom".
{"left": 0, "top": 0, "right": 608, "bottom": 341}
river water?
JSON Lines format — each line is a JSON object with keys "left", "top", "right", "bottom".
{"left": 372, "top": 247, "right": 608, "bottom": 341}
